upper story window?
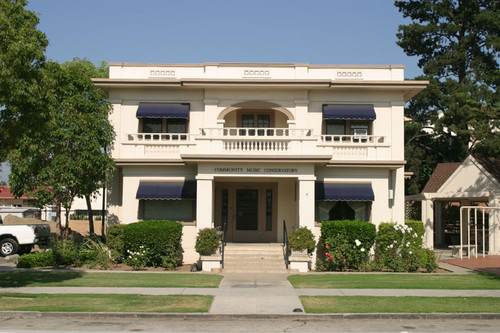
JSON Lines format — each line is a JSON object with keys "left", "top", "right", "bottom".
{"left": 325, "top": 120, "right": 371, "bottom": 135}
{"left": 136, "top": 103, "right": 190, "bottom": 134}
{"left": 322, "top": 104, "right": 375, "bottom": 136}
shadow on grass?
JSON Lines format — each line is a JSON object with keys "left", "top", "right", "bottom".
{"left": 0, "top": 271, "right": 84, "bottom": 287}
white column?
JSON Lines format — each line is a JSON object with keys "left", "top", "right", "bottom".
{"left": 298, "top": 176, "right": 315, "bottom": 231}
{"left": 196, "top": 176, "right": 214, "bottom": 229}
{"left": 421, "top": 197, "right": 434, "bottom": 249}
{"left": 488, "top": 195, "right": 500, "bottom": 255}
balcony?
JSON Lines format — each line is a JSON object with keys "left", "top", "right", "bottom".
{"left": 119, "top": 129, "right": 390, "bottom": 160}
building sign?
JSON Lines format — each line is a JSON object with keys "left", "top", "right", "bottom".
{"left": 213, "top": 167, "right": 298, "bottom": 174}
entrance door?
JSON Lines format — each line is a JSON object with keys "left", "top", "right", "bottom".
{"left": 215, "top": 183, "right": 277, "bottom": 242}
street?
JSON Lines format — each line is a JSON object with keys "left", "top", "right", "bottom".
{"left": 1, "top": 316, "right": 499, "bottom": 332}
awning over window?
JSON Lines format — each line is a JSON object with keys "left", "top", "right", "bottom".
{"left": 136, "top": 181, "right": 196, "bottom": 200}
{"left": 315, "top": 183, "right": 374, "bottom": 201}
{"left": 136, "top": 103, "right": 190, "bottom": 119}
{"left": 323, "top": 104, "right": 376, "bottom": 120}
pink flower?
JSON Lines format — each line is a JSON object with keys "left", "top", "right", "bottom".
{"left": 329, "top": 256, "right": 333, "bottom": 260}
{"left": 325, "top": 253, "right": 330, "bottom": 257}
{"left": 343, "top": 259, "right": 346, "bottom": 262}
{"left": 335, "top": 250, "right": 338, "bottom": 253}
{"left": 325, "top": 245, "right": 329, "bottom": 249}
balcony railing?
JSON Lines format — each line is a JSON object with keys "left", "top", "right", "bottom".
{"left": 127, "top": 133, "right": 191, "bottom": 142}
{"left": 200, "top": 127, "right": 312, "bottom": 138}
{"left": 120, "top": 130, "right": 390, "bottom": 159}
{"left": 319, "top": 134, "right": 386, "bottom": 145}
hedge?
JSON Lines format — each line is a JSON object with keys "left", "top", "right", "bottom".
{"left": 122, "top": 220, "right": 183, "bottom": 269}
{"left": 317, "top": 220, "right": 376, "bottom": 271}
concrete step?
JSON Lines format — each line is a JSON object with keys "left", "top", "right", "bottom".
{"left": 222, "top": 243, "right": 286, "bottom": 273}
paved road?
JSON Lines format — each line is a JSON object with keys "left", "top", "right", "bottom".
{"left": 1, "top": 316, "right": 500, "bottom": 332}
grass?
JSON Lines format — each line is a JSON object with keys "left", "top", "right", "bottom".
{"left": 0, "top": 293, "right": 213, "bottom": 313}
{"left": 300, "top": 296, "right": 500, "bottom": 313}
{"left": 0, "top": 271, "right": 222, "bottom": 288}
{"left": 288, "top": 273, "right": 500, "bottom": 290}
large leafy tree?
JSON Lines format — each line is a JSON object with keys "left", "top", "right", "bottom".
{"left": 0, "top": 0, "right": 48, "bottom": 161}
{"left": 9, "top": 59, "right": 115, "bottom": 235}
{"left": 396, "top": 0, "right": 500, "bottom": 193}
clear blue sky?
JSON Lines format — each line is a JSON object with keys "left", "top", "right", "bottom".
{"left": 26, "top": 0, "right": 422, "bottom": 78}
{"left": 1, "top": 0, "right": 423, "bottom": 184}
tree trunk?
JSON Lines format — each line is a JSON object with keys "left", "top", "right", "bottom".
{"left": 85, "top": 195, "right": 94, "bottom": 235}
{"left": 56, "top": 203, "right": 63, "bottom": 238}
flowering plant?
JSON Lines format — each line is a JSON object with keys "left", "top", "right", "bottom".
{"left": 375, "top": 222, "right": 424, "bottom": 272}
{"left": 125, "top": 246, "right": 149, "bottom": 270}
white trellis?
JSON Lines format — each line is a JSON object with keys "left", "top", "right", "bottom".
{"left": 459, "top": 206, "right": 500, "bottom": 259}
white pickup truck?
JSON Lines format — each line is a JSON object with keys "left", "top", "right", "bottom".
{"left": 0, "top": 223, "right": 51, "bottom": 256}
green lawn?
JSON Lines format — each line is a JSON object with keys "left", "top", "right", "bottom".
{"left": 0, "top": 293, "right": 213, "bottom": 313}
{"left": 0, "top": 271, "right": 222, "bottom": 288}
{"left": 300, "top": 296, "right": 500, "bottom": 313}
{"left": 289, "top": 273, "right": 500, "bottom": 290}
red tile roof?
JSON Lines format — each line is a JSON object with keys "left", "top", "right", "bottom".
{"left": 0, "top": 186, "right": 28, "bottom": 199}
{"left": 422, "top": 162, "right": 461, "bottom": 193}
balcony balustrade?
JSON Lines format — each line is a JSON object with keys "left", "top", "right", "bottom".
{"left": 120, "top": 129, "right": 390, "bottom": 159}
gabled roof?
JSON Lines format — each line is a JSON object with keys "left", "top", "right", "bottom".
{"left": 473, "top": 155, "right": 500, "bottom": 184}
{"left": 422, "top": 163, "right": 461, "bottom": 193}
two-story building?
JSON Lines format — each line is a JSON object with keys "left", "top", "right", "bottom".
{"left": 94, "top": 63, "right": 427, "bottom": 265}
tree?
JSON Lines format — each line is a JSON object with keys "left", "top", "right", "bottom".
{"left": 0, "top": 0, "right": 48, "bottom": 161}
{"left": 8, "top": 59, "right": 115, "bottom": 236}
{"left": 396, "top": 0, "right": 500, "bottom": 193}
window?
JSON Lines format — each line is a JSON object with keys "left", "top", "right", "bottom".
{"left": 315, "top": 201, "right": 371, "bottom": 222}
{"left": 326, "top": 120, "right": 345, "bottom": 135}
{"left": 142, "top": 119, "right": 162, "bottom": 133}
{"left": 324, "top": 120, "right": 371, "bottom": 136}
{"left": 166, "top": 119, "right": 187, "bottom": 133}
{"left": 240, "top": 114, "right": 272, "bottom": 136}
{"left": 140, "top": 200, "right": 196, "bottom": 222}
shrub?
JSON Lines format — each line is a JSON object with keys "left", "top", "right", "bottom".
{"left": 317, "top": 220, "right": 376, "bottom": 271}
{"left": 125, "top": 246, "right": 149, "bottom": 270}
{"left": 122, "top": 220, "right": 183, "bottom": 269}
{"left": 17, "top": 252, "right": 55, "bottom": 268}
{"left": 51, "top": 239, "right": 77, "bottom": 266}
{"left": 195, "top": 228, "right": 220, "bottom": 255}
{"left": 78, "top": 235, "right": 114, "bottom": 269}
{"left": 288, "top": 227, "right": 315, "bottom": 254}
{"left": 106, "top": 224, "right": 125, "bottom": 261}
{"left": 405, "top": 220, "right": 425, "bottom": 247}
{"left": 421, "top": 248, "right": 438, "bottom": 272}
{"left": 375, "top": 222, "right": 425, "bottom": 272}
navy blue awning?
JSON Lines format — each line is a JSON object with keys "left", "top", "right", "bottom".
{"left": 136, "top": 103, "right": 190, "bottom": 119}
{"left": 136, "top": 181, "right": 196, "bottom": 200}
{"left": 323, "top": 104, "right": 376, "bottom": 120}
{"left": 315, "top": 183, "right": 374, "bottom": 201}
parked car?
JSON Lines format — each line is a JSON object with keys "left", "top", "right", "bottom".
{"left": 0, "top": 223, "right": 51, "bottom": 256}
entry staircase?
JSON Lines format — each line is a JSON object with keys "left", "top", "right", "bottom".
{"left": 222, "top": 243, "right": 288, "bottom": 273}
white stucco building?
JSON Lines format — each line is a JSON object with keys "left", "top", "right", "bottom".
{"left": 94, "top": 62, "right": 427, "bottom": 265}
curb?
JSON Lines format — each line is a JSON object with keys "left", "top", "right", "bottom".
{"left": 1, "top": 311, "right": 500, "bottom": 320}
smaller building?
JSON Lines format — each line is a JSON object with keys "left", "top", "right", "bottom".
{"left": 406, "top": 155, "right": 500, "bottom": 254}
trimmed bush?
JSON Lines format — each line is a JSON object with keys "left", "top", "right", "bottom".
{"left": 195, "top": 228, "right": 220, "bottom": 255}
{"left": 317, "top": 220, "right": 376, "bottom": 271}
{"left": 106, "top": 224, "right": 125, "bottom": 262}
{"left": 288, "top": 227, "right": 315, "bottom": 254}
{"left": 17, "top": 252, "right": 55, "bottom": 268}
{"left": 122, "top": 220, "right": 183, "bottom": 270}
